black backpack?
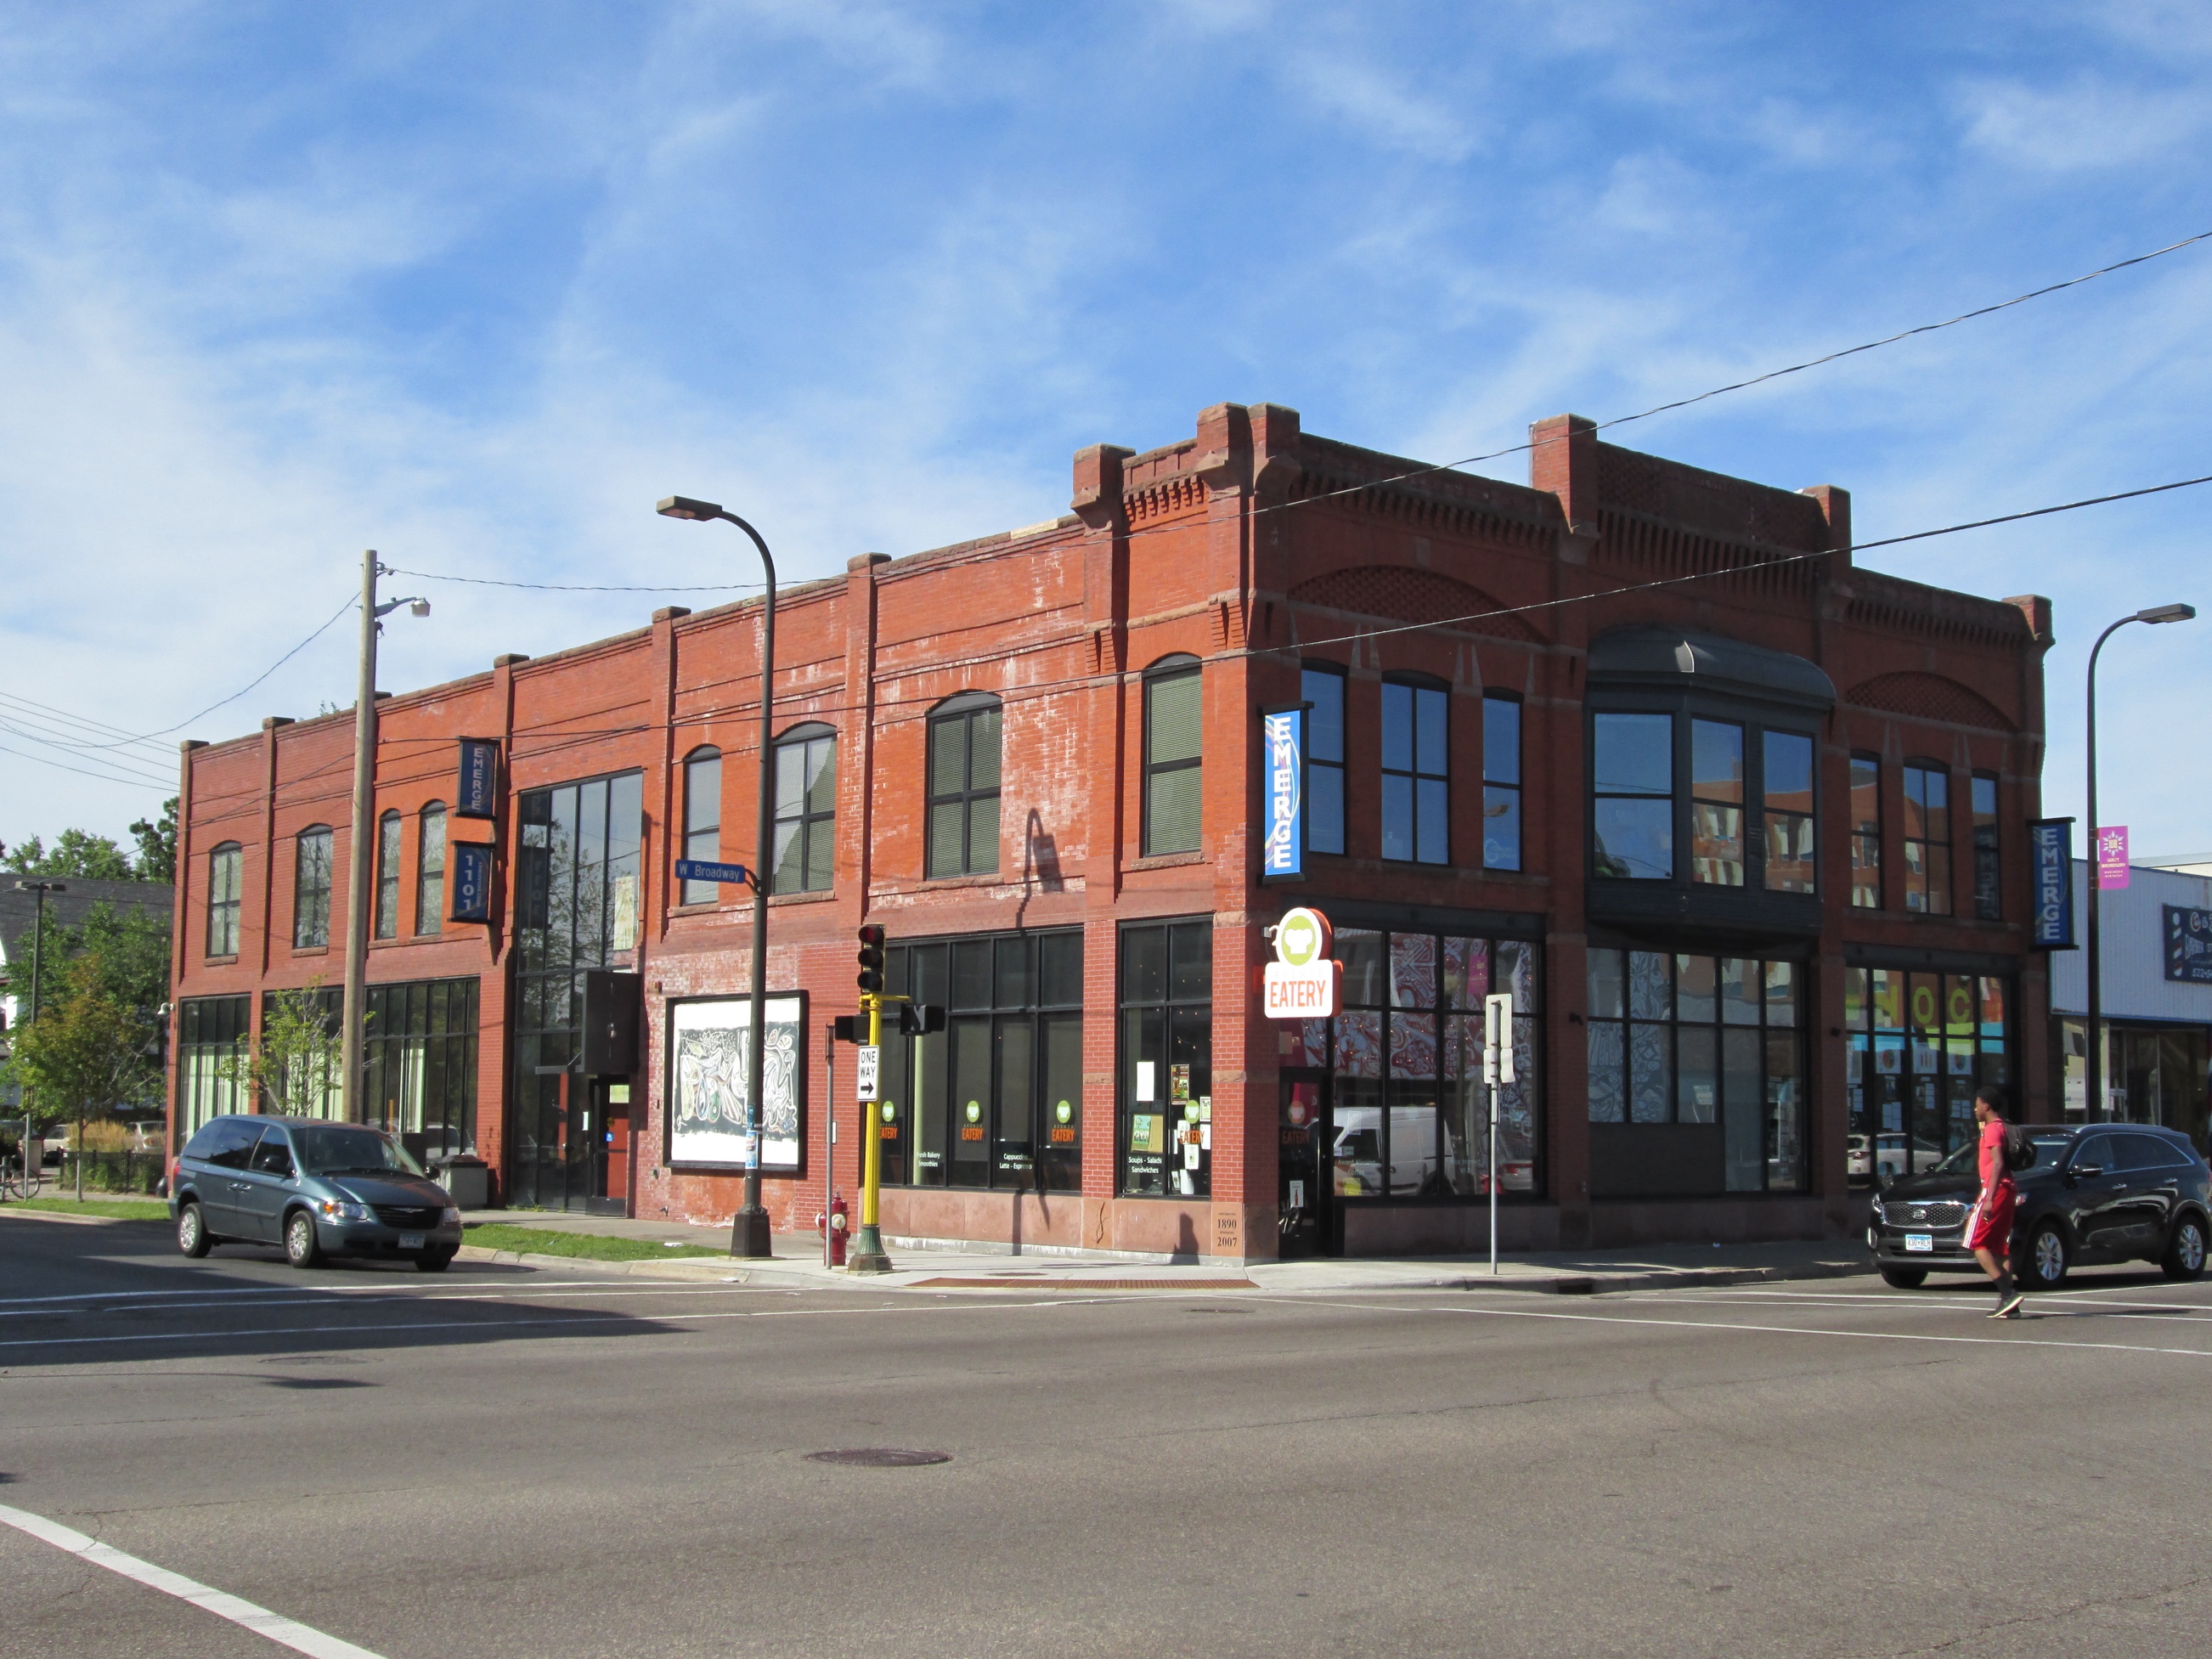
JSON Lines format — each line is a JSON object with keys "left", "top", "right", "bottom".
{"left": 2000, "top": 1126, "right": 2038, "bottom": 1175}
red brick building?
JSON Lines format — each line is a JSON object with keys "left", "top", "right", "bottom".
{"left": 166, "top": 403, "right": 2053, "bottom": 1258}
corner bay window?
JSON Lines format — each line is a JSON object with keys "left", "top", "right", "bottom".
{"left": 293, "top": 826, "right": 333, "bottom": 949}
{"left": 1301, "top": 663, "right": 1346, "bottom": 855}
{"left": 1380, "top": 678, "right": 1447, "bottom": 864}
{"left": 772, "top": 725, "right": 836, "bottom": 894}
{"left": 1763, "top": 731, "right": 1814, "bottom": 893}
{"left": 1120, "top": 919, "right": 1211, "bottom": 1197}
{"left": 1690, "top": 719, "right": 1744, "bottom": 885}
{"left": 1587, "top": 951, "right": 1805, "bottom": 1193}
{"left": 1143, "top": 658, "right": 1202, "bottom": 856}
{"left": 1903, "top": 762, "right": 1951, "bottom": 915}
{"left": 1846, "top": 968, "right": 2010, "bottom": 1184}
{"left": 927, "top": 693, "right": 1002, "bottom": 877}
{"left": 1592, "top": 714, "right": 1673, "bottom": 879}
{"left": 875, "top": 930, "right": 1082, "bottom": 1191}
{"left": 1593, "top": 711, "right": 1818, "bottom": 891}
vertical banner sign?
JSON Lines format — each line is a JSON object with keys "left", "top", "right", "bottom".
{"left": 1261, "top": 706, "right": 1305, "bottom": 881}
{"left": 2096, "top": 825, "right": 2130, "bottom": 889}
{"left": 2164, "top": 906, "right": 2212, "bottom": 985}
{"left": 456, "top": 739, "right": 499, "bottom": 819}
{"left": 2029, "top": 818, "right": 2075, "bottom": 949}
{"left": 449, "top": 842, "right": 494, "bottom": 923}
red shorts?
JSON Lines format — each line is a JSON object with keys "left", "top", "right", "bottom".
{"left": 1967, "top": 1182, "right": 2016, "bottom": 1250}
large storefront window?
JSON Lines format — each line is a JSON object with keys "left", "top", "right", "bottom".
{"left": 1588, "top": 951, "right": 1805, "bottom": 1193}
{"left": 877, "top": 929, "right": 1082, "bottom": 1191}
{"left": 257, "top": 985, "right": 343, "bottom": 1119}
{"left": 1845, "top": 968, "right": 2010, "bottom": 1187}
{"left": 2057, "top": 1020, "right": 2209, "bottom": 1147}
{"left": 178, "top": 994, "right": 250, "bottom": 1135}
{"left": 1120, "top": 919, "right": 1211, "bottom": 1198}
{"left": 1285, "top": 928, "right": 1542, "bottom": 1199}
{"left": 364, "top": 977, "right": 478, "bottom": 1165}
{"left": 511, "top": 770, "right": 642, "bottom": 1210}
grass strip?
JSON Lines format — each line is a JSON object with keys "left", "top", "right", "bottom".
{"left": 8, "top": 1196, "right": 172, "bottom": 1222}
{"left": 462, "top": 1222, "right": 726, "bottom": 1261}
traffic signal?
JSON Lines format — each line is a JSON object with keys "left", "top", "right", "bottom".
{"left": 897, "top": 1002, "right": 945, "bottom": 1037}
{"left": 832, "top": 1015, "right": 861, "bottom": 1044}
{"left": 856, "top": 924, "right": 886, "bottom": 995}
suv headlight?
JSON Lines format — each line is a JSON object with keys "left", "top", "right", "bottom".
{"left": 439, "top": 1206, "right": 461, "bottom": 1227}
{"left": 317, "top": 1198, "right": 374, "bottom": 1222}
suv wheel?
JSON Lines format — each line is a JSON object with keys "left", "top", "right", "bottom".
{"left": 2162, "top": 1214, "right": 2208, "bottom": 1282}
{"left": 177, "top": 1202, "right": 213, "bottom": 1259}
{"left": 1879, "top": 1267, "right": 1927, "bottom": 1289}
{"left": 2020, "top": 1220, "right": 2069, "bottom": 1290}
{"left": 284, "top": 1209, "right": 324, "bottom": 1270}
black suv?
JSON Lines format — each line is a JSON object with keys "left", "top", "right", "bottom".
{"left": 1869, "top": 1124, "right": 2211, "bottom": 1290}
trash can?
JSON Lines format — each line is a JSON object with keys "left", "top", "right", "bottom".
{"left": 433, "top": 1154, "right": 490, "bottom": 1210}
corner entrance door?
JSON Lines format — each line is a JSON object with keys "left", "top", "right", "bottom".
{"left": 1279, "top": 1069, "right": 1333, "bottom": 1258}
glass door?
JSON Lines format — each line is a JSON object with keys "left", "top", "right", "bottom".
{"left": 1279, "top": 1070, "right": 1331, "bottom": 1258}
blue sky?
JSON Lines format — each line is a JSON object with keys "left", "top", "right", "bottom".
{"left": 2, "top": 1, "right": 2208, "bottom": 857}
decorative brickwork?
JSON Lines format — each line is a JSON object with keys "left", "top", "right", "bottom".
{"left": 1288, "top": 565, "right": 1544, "bottom": 643}
{"left": 1842, "top": 671, "right": 2012, "bottom": 731}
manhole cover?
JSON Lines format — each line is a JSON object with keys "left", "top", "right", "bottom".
{"left": 805, "top": 1448, "right": 951, "bottom": 1468}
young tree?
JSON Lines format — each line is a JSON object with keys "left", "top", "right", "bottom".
{"left": 223, "top": 979, "right": 343, "bottom": 1119}
{"left": 8, "top": 902, "right": 171, "bottom": 1035}
{"left": 2, "top": 828, "right": 137, "bottom": 879}
{"left": 129, "top": 798, "right": 179, "bottom": 884}
{"left": 6, "top": 954, "right": 161, "bottom": 1199}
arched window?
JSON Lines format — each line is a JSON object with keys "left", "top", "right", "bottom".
{"left": 680, "top": 747, "right": 722, "bottom": 904}
{"left": 415, "top": 803, "right": 446, "bottom": 934}
{"left": 927, "top": 693, "right": 1001, "bottom": 878}
{"left": 375, "top": 810, "right": 402, "bottom": 939}
{"left": 772, "top": 723, "right": 837, "bottom": 894}
{"left": 206, "top": 843, "right": 243, "bottom": 958}
{"left": 294, "top": 826, "right": 333, "bottom": 949}
{"left": 1143, "top": 657, "right": 1202, "bottom": 857}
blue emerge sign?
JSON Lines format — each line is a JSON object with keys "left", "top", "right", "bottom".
{"left": 674, "top": 859, "right": 754, "bottom": 889}
{"left": 450, "top": 842, "right": 495, "bottom": 923}
{"left": 2029, "top": 818, "right": 2075, "bottom": 950}
{"left": 456, "top": 738, "right": 499, "bottom": 819}
{"left": 1261, "top": 706, "right": 1304, "bottom": 881}
{"left": 2164, "top": 906, "right": 2212, "bottom": 985}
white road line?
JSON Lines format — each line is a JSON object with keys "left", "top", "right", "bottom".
{"left": 0, "top": 1500, "right": 386, "bottom": 1659}
{"left": 0, "top": 1284, "right": 777, "bottom": 1319}
{"left": 0, "top": 1277, "right": 694, "bottom": 1306}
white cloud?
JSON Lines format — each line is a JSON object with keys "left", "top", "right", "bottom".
{"left": 1959, "top": 74, "right": 2212, "bottom": 171}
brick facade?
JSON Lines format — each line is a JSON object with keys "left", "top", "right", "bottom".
{"left": 167, "top": 402, "right": 2052, "bottom": 1259}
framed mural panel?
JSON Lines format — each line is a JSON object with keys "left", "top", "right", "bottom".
{"left": 665, "top": 992, "right": 807, "bottom": 1172}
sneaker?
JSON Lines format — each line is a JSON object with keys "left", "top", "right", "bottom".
{"left": 1994, "top": 1291, "right": 2027, "bottom": 1318}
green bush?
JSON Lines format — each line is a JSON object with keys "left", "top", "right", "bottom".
{"left": 59, "top": 1149, "right": 165, "bottom": 1195}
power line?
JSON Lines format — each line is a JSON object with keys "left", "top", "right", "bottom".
{"left": 0, "top": 740, "right": 174, "bottom": 793}
{"left": 381, "top": 567, "right": 765, "bottom": 594}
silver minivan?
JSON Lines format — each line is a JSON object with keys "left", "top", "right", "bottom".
{"left": 170, "top": 1115, "right": 463, "bottom": 1271}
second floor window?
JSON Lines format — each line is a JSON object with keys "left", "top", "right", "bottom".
{"left": 206, "top": 843, "right": 242, "bottom": 957}
{"left": 928, "top": 693, "right": 1002, "bottom": 877}
{"left": 1143, "top": 659, "right": 1203, "bottom": 856}
{"left": 1690, "top": 719, "right": 1745, "bottom": 886}
{"left": 375, "top": 810, "right": 401, "bottom": 940}
{"left": 1763, "top": 731, "right": 1814, "bottom": 894}
{"left": 1593, "top": 713, "right": 1673, "bottom": 879}
{"left": 1972, "top": 772, "right": 2000, "bottom": 921}
{"left": 294, "top": 826, "right": 333, "bottom": 949}
{"left": 1301, "top": 663, "right": 1346, "bottom": 856}
{"left": 1849, "top": 753, "right": 1882, "bottom": 908}
{"left": 772, "top": 724, "right": 837, "bottom": 893}
{"left": 680, "top": 748, "right": 721, "bottom": 905}
{"left": 1903, "top": 761, "right": 1951, "bottom": 915}
{"left": 1482, "top": 694, "right": 1521, "bottom": 872}
{"left": 415, "top": 804, "right": 445, "bottom": 934}
{"left": 1380, "top": 678, "right": 1447, "bottom": 864}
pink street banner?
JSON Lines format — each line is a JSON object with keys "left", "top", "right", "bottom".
{"left": 2096, "top": 825, "right": 2130, "bottom": 890}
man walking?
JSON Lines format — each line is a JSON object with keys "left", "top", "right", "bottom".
{"left": 1969, "top": 1086, "right": 2024, "bottom": 1319}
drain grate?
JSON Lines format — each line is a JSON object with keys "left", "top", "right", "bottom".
{"left": 805, "top": 1448, "right": 951, "bottom": 1468}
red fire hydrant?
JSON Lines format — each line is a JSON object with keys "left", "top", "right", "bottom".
{"left": 827, "top": 1193, "right": 849, "bottom": 1267}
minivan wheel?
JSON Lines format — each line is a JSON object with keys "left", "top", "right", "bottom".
{"left": 284, "top": 1210, "right": 324, "bottom": 1270}
{"left": 2021, "top": 1220, "right": 2069, "bottom": 1290}
{"left": 1879, "top": 1267, "right": 1927, "bottom": 1289}
{"left": 177, "top": 1202, "right": 213, "bottom": 1259}
{"left": 2162, "top": 1214, "right": 2208, "bottom": 1282}
{"left": 415, "top": 1249, "right": 455, "bottom": 1273}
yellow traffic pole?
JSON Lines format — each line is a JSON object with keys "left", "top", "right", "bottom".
{"left": 847, "top": 990, "right": 892, "bottom": 1273}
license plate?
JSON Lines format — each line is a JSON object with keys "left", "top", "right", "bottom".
{"left": 398, "top": 1232, "right": 426, "bottom": 1250}
{"left": 1904, "top": 1233, "right": 1933, "bottom": 1253}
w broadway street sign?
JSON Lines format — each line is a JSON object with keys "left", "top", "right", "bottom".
{"left": 1264, "top": 906, "right": 1341, "bottom": 1019}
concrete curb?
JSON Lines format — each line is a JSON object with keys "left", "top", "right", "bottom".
{"left": 452, "top": 1244, "right": 749, "bottom": 1280}
{"left": 0, "top": 1205, "right": 158, "bottom": 1227}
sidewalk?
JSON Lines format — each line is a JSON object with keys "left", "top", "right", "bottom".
{"left": 459, "top": 1210, "right": 1872, "bottom": 1295}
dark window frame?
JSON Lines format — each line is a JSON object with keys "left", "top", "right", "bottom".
{"left": 1761, "top": 728, "right": 1817, "bottom": 895}
{"left": 1481, "top": 691, "right": 1522, "bottom": 872}
{"left": 1301, "top": 660, "right": 1347, "bottom": 857}
{"left": 1589, "top": 706, "right": 1820, "bottom": 899}
{"left": 1380, "top": 674, "right": 1449, "bottom": 866}
{"left": 206, "top": 842, "right": 242, "bottom": 958}
{"left": 1902, "top": 760, "right": 1953, "bottom": 916}
{"left": 1689, "top": 717, "right": 1746, "bottom": 887}
{"left": 293, "top": 826, "right": 333, "bottom": 949}
{"left": 1849, "top": 752, "right": 1882, "bottom": 910}
{"left": 680, "top": 746, "right": 722, "bottom": 905}
{"left": 1117, "top": 917, "right": 1213, "bottom": 1199}
{"left": 770, "top": 722, "right": 837, "bottom": 894}
{"left": 926, "top": 692, "right": 1002, "bottom": 878}
{"left": 1972, "top": 770, "right": 2001, "bottom": 922}
{"left": 1845, "top": 965, "right": 2012, "bottom": 1185}
{"left": 415, "top": 803, "right": 446, "bottom": 936}
{"left": 1142, "top": 657, "right": 1204, "bottom": 857}
{"left": 374, "top": 809, "right": 402, "bottom": 940}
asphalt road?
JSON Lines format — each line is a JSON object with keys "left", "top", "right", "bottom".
{"left": 4, "top": 1216, "right": 2209, "bottom": 1659}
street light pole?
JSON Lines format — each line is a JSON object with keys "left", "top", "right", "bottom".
{"left": 341, "top": 552, "right": 430, "bottom": 1126}
{"left": 2084, "top": 602, "right": 2195, "bottom": 1124}
{"left": 657, "top": 495, "right": 778, "bottom": 1260}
